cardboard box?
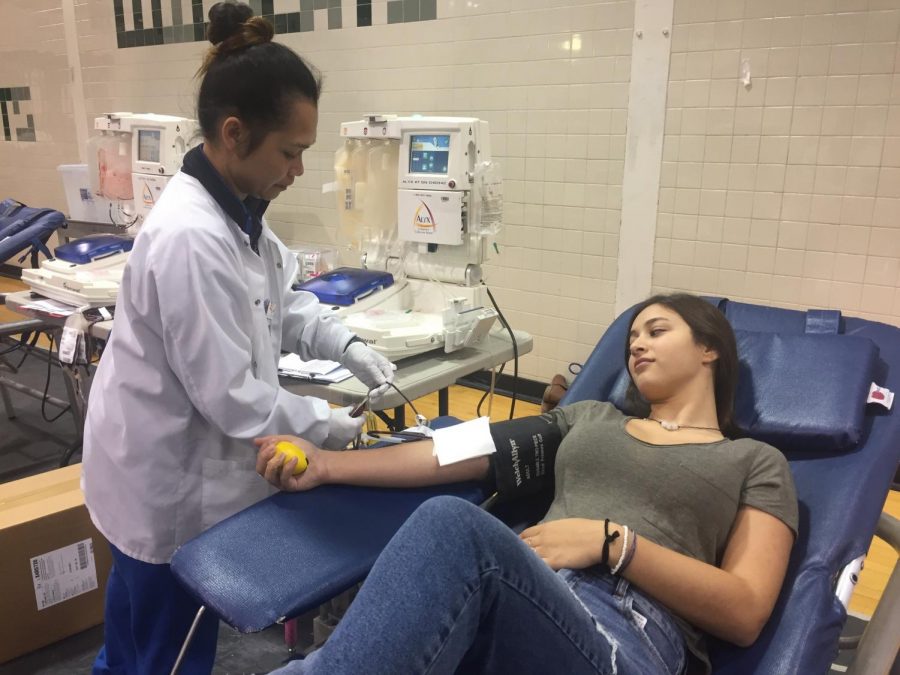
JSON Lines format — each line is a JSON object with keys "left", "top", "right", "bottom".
{"left": 0, "top": 463, "right": 112, "bottom": 664}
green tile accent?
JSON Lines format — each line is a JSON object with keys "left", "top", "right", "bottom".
{"left": 112, "top": 0, "right": 438, "bottom": 48}
{"left": 357, "top": 2, "right": 371, "bottom": 27}
{"left": 387, "top": 0, "right": 403, "bottom": 24}
{"left": 170, "top": 0, "right": 182, "bottom": 25}
{"left": 328, "top": 6, "right": 341, "bottom": 28}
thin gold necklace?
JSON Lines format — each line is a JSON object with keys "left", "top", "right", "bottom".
{"left": 646, "top": 417, "right": 720, "bottom": 432}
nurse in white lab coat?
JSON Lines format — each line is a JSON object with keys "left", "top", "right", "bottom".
{"left": 82, "top": 4, "right": 393, "bottom": 673}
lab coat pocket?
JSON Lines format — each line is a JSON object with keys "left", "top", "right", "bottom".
{"left": 200, "top": 457, "right": 271, "bottom": 532}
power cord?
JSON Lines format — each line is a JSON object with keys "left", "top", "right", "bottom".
{"left": 482, "top": 283, "right": 518, "bottom": 419}
{"left": 0, "top": 329, "right": 40, "bottom": 360}
{"left": 476, "top": 362, "right": 505, "bottom": 418}
{"left": 41, "top": 333, "right": 72, "bottom": 423}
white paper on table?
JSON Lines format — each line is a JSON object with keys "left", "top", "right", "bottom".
{"left": 21, "top": 298, "right": 80, "bottom": 315}
{"left": 278, "top": 353, "right": 353, "bottom": 383}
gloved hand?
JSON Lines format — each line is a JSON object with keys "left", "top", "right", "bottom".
{"left": 339, "top": 341, "right": 396, "bottom": 400}
{"left": 323, "top": 406, "right": 365, "bottom": 450}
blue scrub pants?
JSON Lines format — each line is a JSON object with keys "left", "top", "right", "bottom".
{"left": 92, "top": 544, "right": 219, "bottom": 675}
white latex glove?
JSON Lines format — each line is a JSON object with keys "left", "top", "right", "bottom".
{"left": 340, "top": 341, "right": 396, "bottom": 400}
{"left": 323, "top": 406, "right": 365, "bottom": 450}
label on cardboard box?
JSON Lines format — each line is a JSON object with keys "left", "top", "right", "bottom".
{"left": 30, "top": 538, "right": 98, "bottom": 611}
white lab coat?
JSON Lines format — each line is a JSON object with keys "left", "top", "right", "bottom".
{"left": 82, "top": 172, "right": 354, "bottom": 564}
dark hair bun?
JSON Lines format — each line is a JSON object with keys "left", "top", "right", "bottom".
{"left": 207, "top": 2, "right": 255, "bottom": 46}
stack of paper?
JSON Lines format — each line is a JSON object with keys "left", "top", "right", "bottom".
{"left": 20, "top": 297, "right": 81, "bottom": 316}
{"left": 278, "top": 353, "right": 353, "bottom": 383}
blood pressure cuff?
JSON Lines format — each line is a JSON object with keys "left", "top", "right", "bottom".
{"left": 487, "top": 414, "right": 563, "bottom": 502}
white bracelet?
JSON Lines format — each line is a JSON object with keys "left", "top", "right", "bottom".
{"left": 610, "top": 525, "right": 630, "bottom": 575}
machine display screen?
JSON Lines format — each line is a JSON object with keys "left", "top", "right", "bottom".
{"left": 409, "top": 134, "right": 450, "bottom": 174}
{"left": 138, "top": 129, "right": 161, "bottom": 163}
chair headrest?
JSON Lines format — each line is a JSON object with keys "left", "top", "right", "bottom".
{"left": 732, "top": 330, "right": 877, "bottom": 452}
{"left": 609, "top": 330, "right": 878, "bottom": 453}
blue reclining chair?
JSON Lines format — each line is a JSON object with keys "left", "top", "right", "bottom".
{"left": 170, "top": 298, "right": 899, "bottom": 674}
{"left": 0, "top": 199, "right": 66, "bottom": 269}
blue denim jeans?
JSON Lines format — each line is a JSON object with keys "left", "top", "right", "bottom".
{"left": 276, "top": 496, "right": 686, "bottom": 675}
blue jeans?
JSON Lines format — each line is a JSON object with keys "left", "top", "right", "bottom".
{"left": 92, "top": 544, "right": 219, "bottom": 675}
{"left": 276, "top": 496, "right": 686, "bottom": 675}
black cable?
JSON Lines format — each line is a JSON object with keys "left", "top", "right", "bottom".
{"left": 482, "top": 283, "right": 518, "bottom": 419}
{"left": 10, "top": 331, "right": 42, "bottom": 370}
{"left": 475, "top": 362, "right": 505, "bottom": 418}
{"left": 0, "top": 331, "right": 36, "bottom": 357}
{"left": 40, "top": 333, "right": 72, "bottom": 423}
{"left": 364, "top": 430, "right": 432, "bottom": 441}
{"left": 389, "top": 381, "right": 421, "bottom": 420}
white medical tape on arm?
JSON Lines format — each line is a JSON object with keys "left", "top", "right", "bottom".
{"left": 432, "top": 416, "right": 497, "bottom": 466}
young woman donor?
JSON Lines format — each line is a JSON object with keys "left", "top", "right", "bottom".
{"left": 82, "top": 4, "right": 396, "bottom": 673}
{"left": 255, "top": 293, "right": 798, "bottom": 675}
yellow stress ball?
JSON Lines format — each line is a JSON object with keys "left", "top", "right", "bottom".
{"left": 275, "top": 441, "right": 308, "bottom": 475}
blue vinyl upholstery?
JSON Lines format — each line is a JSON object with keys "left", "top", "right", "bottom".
{"left": 0, "top": 199, "right": 65, "bottom": 267}
{"left": 172, "top": 299, "right": 899, "bottom": 674}
{"left": 731, "top": 330, "right": 876, "bottom": 452}
{"left": 170, "top": 420, "right": 486, "bottom": 632}
{"left": 566, "top": 299, "right": 899, "bottom": 674}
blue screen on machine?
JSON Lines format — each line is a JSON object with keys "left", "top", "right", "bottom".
{"left": 409, "top": 134, "right": 450, "bottom": 174}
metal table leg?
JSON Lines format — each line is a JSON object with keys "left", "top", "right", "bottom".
{"left": 438, "top": 387, "right": 449, "bottom": 416}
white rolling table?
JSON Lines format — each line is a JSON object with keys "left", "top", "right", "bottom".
{"left": 5, "top": 290, "right": 532, "bottom": 429}
{"left": 280, "top": 329, "right": 533, "bottom": 426}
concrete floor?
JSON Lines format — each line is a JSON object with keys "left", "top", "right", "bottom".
{"left": 0, "top": 619, "right": 316, "bottom": 675}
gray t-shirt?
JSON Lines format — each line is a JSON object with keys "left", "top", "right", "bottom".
{"left": 542, "top": 401, "right": 799, "bottom": 673}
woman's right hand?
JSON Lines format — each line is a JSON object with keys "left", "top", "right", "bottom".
{"left": 253, "top": 435, "right": 327, "bottom": 492}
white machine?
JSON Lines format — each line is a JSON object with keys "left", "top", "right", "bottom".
{"left": 23, "top": 113, "right": 197, "bottom": 307}
{"left": 316, "top": 115, "right": 503, "bottom": 361}
{"left": 89, "top": 112, "right": 198, "bottom": 227}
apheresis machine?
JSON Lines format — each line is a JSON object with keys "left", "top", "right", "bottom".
{"left": 24, "top": 113, "right": 197, "bottom": 307}
{"left": 301, "top": 115, "right": 504, "bottom": 361}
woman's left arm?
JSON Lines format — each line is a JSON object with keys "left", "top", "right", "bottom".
{"left": 521, "top": 506, "right": 793, "bottom": 647}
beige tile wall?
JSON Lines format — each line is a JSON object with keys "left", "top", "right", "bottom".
{"left": 5, "top": 0, "right": 897, "bottom": 384}
{"left": 65, "top": 0, "right": 633, "bottom": 382}
{"left": 0, "top": 0, "right": 82, "bottom": 262}
{"left": 655, "top": 0, "right": 900, "bottom": 326}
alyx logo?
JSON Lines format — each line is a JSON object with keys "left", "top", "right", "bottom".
{"left": 414, "top": 201, "right": 436, "bottom": 234}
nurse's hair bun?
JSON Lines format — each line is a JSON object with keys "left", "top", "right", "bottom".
{"left": 200, "top": 2, "right": 274, "bottom": 74}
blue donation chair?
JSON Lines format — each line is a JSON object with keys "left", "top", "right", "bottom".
{"left": 0, "top": 199, "right": 65, "bottom": 269}
{"left": 170, "top": 298, "right": 900, "bottom": 674}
